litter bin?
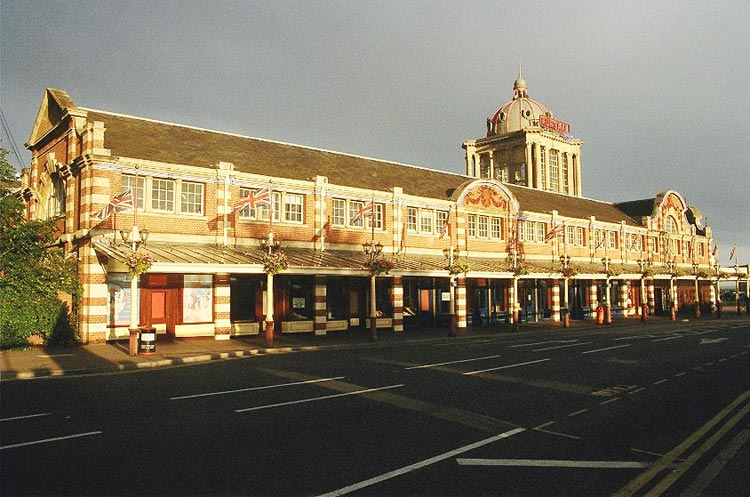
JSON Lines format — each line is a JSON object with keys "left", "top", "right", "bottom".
{"left": 138, "top": 326, "right": 157, "bottom": 355}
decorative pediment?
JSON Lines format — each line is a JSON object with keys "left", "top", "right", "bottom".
{"left": 27, "top": 88, "right": 83, "bottom": 148}
{"left": 453, "top": 179, "right": 518, "bottom": 214}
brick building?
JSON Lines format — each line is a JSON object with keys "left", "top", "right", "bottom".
{"left": 20, "top": 75, "right": 720, "bottom": 344}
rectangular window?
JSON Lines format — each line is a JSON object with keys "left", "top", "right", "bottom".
{"left": 539, "top": 148, "right": 546, "bottom": 190}
{"left": 468, "top": 214, "right": 477, "bottom": 237}
{"left": 151, "top": 178, "right": 175, "bottom": 212}
{"left": 698, "top": 243, "right": 705, "bottom": 258}
{"left": 183, "top": 275, "right": 213, "bottom": 324}
{"left": 436, "top": 211, "right": 449, "bottom": 235}
{"left": 576, "top": 227, "right": 584, "bottom": 246}
{"left": 490, "top": 217, "right": 502, "bottom": 239}
{"left": 549, "top": 151, "right": 559, "bottom": 192}
{"left": 536, "top": 222, "right": 546, "bottom": 243}
{"left": 256, "top": 192, "right": 281, "bottom": 222}
{"left": 284, "top": 193, "right": 303, "bottom": 223}
{"left": 332, "top": 198, "right": 346, "bottom": 226}
{"left": 478, "top": 215, "right": 489, "bottom": 238}
{"left": 349, "top": 200, "right": 365, "bottom": 227}
{"left": 565, "top": 226, "right": 575, "bottom": 246}
{"left": 419, "top": 209, "right": 434, "bottom": 233}
{"left": 562, "top": 154, "right": 569, "bottom": 194}
{"left": 407, "top": 207, "right": 418, "bottom": 232}
{"left": 122, "top": 175, "right": 145, "bottom": 210}
{"left": 180, "top": 181, "right": 204, "bottom": 215}
{"left": 649, "top": 236, "right": 658, "bottom": 254}
{"left": 526, "top": 221, "right": 535, "bottom": 243}
{"left": 517, "top": 221, "right": 525, "bottom": 242}
{"left": 368, "top": 204, "right": 383, "bottom": 230}
{"left": 607, "top": 231, "right": 617, "bottom": 250}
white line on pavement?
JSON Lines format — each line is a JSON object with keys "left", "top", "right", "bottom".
{"left": 509, "top": 340, "right": 578, "bottom": 348}
{"left": 533, "top": 342, "right": 592, "bottom": 352}
{"left": 405, "top": 355, "right": 503, "bottom": 370}
{"left": 0, "top": 412, "right": 52, "bottom": 422}
{"left": 652, "top": 336, "right": 681, "bottom": 342}
{"left": 463, "top": 358, "right": 551, "bottom": 376}
{"left": 582, "top": 344, "right": 632, "bottom": 354}
{"left": 171, "top": 377, "right": 346, "bottom": 400}
{"left": 235, "top": 384, "right": 404, "bottom": 413}
{"left": 456, "top": 458, "right": 651, "bottom": 469}
{"left": 1, "top": 431, "right": 102, "bottom": 450}
{"left": 317, "top": 428, "right": 525, "bottom": 496}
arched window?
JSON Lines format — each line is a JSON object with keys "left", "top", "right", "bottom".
{"left": 665, "top": 215, "right": 679, "bottom": 234}
{"left": 47, "top": 175, "right": 65, "bottom": 218}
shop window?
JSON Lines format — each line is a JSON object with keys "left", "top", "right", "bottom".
{"left": 230, "top": 276, "right": 258, "bottom": 322}
{"left": 326, "top": 280, "right": 348, "bottom": 319}
{"left": 183, "top": 275, "right": 213, "bottom": 323}
{"left": 287, "top": 277, "right": 313, "bottom": 321}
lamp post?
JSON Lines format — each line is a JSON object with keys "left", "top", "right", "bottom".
{"left": 511, "top": 248, "right": 520, "bottom": 329}
{"left": 692, "top": 261, "right": 701, "bottom": 319}
{"left": 714, "top": 262, "right": 722, "bottom": 318}
{"left": 261, "top": 231, "right": 280, "bottom": 348}
{"left": 601, "top": 257, "right": 612, "bottom": 324}
{"left": 637, "top": 258, "right": 649, "bottom": 322}
{"left": 667, "top": 258, "right": 677, "bottom": 321}
{"left": 559, "top": 254, "right": 571, "bottom": 329}
{"left": 443, "top": 246, "right": 459, "bottom": 337}
{"left": 363, "top": 239, "right": 383, "bottom": 342}
{"left": 736, "top": 262, "right": 741, "bottom": 316}
{"left": 121, "top": 226, "right": 149, "bottom": 356}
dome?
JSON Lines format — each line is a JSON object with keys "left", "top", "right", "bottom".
{"left": 486, "top": 77, "right": 553, "bottom": 136}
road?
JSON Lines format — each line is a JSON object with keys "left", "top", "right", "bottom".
{"left": 2, "top": 320, "right": 749, "bottom": 496}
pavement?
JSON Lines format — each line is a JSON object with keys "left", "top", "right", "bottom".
{"left": 3, "top": 312, "right": 749, "bottom": 381}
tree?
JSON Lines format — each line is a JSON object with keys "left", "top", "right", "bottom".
{"left": 0, "top": 148, "right": 80, "bottom": 348}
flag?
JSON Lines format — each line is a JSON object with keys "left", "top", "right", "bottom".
{"left": 439, "top": 212, "right": 450, "bottom": 239}
{"left": 729, "top": 243, "right": 736, "bottom": 261}
{"left": 350, "top": 201, "right": 374, "bottom": 224}
{"left": 545, "top": 223, "right": 564, "bottom": 242}
{"left": 93, "top": 189, "right": 134, "bottom": 221}
{"left": 234, "top": 185, "right": 272, "bottom": 211}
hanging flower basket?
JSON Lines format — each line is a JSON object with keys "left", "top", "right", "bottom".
{"left": 447, "top": 260, "right": 470, "bottom": 276}
{"left": 513, "top": 265, "right": 529, "bottom": 277}
{"left": 365, "top": 257, "right": 396, "bottom": 276}
{"left": 125, "top": 250, "right": 154, "bottom": 278}
{"left": 642, "top": 267, "right": 655, "bottom": 278}
{"left": 561, "top": 266, "right": 578, "bottom": 278}
{"left": 262, "top": 250, "right": 289, "bottom": 275}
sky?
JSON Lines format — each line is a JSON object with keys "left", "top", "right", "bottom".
{"left": 2, "top": 0, "right": 748, "bottom": 266}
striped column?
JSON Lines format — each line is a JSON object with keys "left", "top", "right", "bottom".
{"left": 392, "top": 276, "right": 404, "bottom": 332}
{"left": 314, "top": 276, "right": 327, "bottom": 336}
{"left": 709, "top": 283, "right": 716, "bottom": 309}
{"left": 589, "top": 280, "right": 598, "bottom": 318}
{"left": 551, "top": 279, "right": 560, "bottom": 322}
{"left": 508, "top": 281, "right": 517, "bottom": 324}
{"left": 456, "top": 277, "right": 467, "bottom": 329}
{"left": 647, "top": 281, "right": 656, "bottom": 315}
{"left": 79, "top": 242, "right": 109, "bottom": 344}
{"left": 214, "top": 274, "right": 231, "bottom": 340}
{"left": 619, "top": 281, "right": 630, "bottom": 314}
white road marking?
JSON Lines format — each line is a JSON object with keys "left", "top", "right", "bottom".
{"left": 699, "top": 338, "right": 728, "bottom": 345}
{"left": 582, "top": 344, "right": 632, "bottom": 354}
{"left": 675, "top": 372, "right": 687, "bottom": 377}
{"left": 653, "top": 379, "right": 669, "bottom": 385}
{"left": 652, "top": 336, "right": 681, "bottom": 342}
{"left": 509, "top": 340, "right": 578, "bottom": 348}
{"left": 1, "top": 431, "right": 102, "bottom": 450}
{"left": 463, "top": 358, "right": 551, "bottom": 376}
{"left": 317, "top": 428, "right": 525, "bottom": 496}
{"left": 36, "top": 354, "right": 74, "bottom": 358}
{"left": 235, "top": 384, "right": 404, "bottom": 413}
{"left": 170, "top": 376, "right": 346, "bottom": 400}
{"left": 0, "top": 412, "right": 52, "bottom": 422}
{"left": 456, "top": 458, "right": 651, "bottom": 469}
{"left": 568, "top": 408, "right": 589, "bottom": 417}
{"left": 405, "top": 355, "right": 503, "bottom": 370}
{"left": 600, "top": 397, "right": 622, "bottom": 406}
{"left": 533, "top": 342, "right": 592, "bottom": 352}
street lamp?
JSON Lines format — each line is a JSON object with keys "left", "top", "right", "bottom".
{"left": 735, "top": 261, "right": 741, "bottom": 316}
{"left": 261, "top": 231, "right": 281, "bottom": 347}
{"left": 692, "top": 261, "right": 701, "bottom": 319}
{"left": 443, "top": 246, "right": 459, "bottom": 336}
{"left": 559, "top": 254, "right": 571, "bottom": 328}
{"left": 601, "top": 257, "right": 612, "bottom": 325}
{"left": 510, "top": 248, "right": 521, "bottom": 329}
{"left": 713, "top": 262, "right": 722, "bottom": 318}
{"left": 363, "top": 239, "right": 383, "bottom": 341}
{"left": 667, "top": 258, "right": 677, "bottom": 321}
{"left": 637, "top": 258, "right": 650, "bottom": 322}
{"left": 121, "top": 226, "right": 149, "bottom": 356}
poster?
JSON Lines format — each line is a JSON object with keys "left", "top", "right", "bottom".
{"left": 183, "top": 275, "right": 213, "bottom": 323}
{"left": 108, "top": 273, "right": 131, "bottom": 326}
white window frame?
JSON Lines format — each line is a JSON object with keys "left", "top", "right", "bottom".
{"left": 332, "top": 198, "right": 346, "bottom": 226}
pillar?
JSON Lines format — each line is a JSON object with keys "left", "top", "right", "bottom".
{"left": 589, "top": 280, "right": 598, "bottom": 319}
{"left": 456, "top": 277, "right": 467, "bottom": 332}
{"left": 647, "top": 280, "right": 656, "bottom": 315}
{"left": 509, "top": 279, "right": 518, "bottom": 325}
{"left": 551, "top": 279, "right": 561, "bottom": 322}
{"left": 392, "top": 276, "right": 404, "bottom": 332}
{"left": 619, "top": 281, "right": 630, "bottom": 315}
{"left": 214, "top": 274, "right": 231, "bottom": 340}
{"left": 314, "top": 275, "right": 327, "bottom": 336}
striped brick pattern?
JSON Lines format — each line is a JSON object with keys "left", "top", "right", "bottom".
{"left": 314, "top": 276, "right": 327, "bottom": 336}
{"left": 456, "top": 277, "right": 467, "bottom": 328}
{"left": 79, "top": 242, "right": 109, "bottom": 344}
{"left": 589, "top": 281, "right": 598, "bottom": 318}
{"left": 214, "top": 274, "right": 231, "bottom": 339}
{"left": 551, "top": 279, "right": 560, "bottom": 322}
{"left": 392, "top": 276, "right": 404, "bottom": 332}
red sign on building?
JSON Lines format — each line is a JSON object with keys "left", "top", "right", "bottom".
{"left": 539, "top": 115, "right": 571, "bottom": 135}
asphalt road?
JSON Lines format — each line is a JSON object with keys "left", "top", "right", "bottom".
{"left": 2, "top": 320, "right": 749, "bottom": 496}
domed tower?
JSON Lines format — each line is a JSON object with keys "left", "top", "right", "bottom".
{"left": 463, "top": 67, "right": 583, "bottom": 197}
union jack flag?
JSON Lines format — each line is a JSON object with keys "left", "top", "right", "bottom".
{"left": 234, "top": 185, "right": 272, "bottom": 211}
{"left": 729, "top": 243, "right": 737, "bottom": 261}
{"left": 439, "top": 212, "right": 451, "bottom": 239}
{"left": 350, "top": 201, "right": 374, "bottom": 224}
{"left": 93, "top": 189, "right": 134, "bottom": 221}
{"left": 545, "top": 223, "right": 564, "bottom": 242}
